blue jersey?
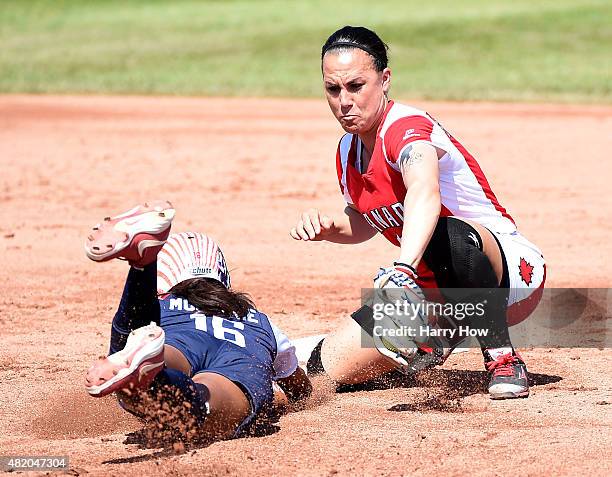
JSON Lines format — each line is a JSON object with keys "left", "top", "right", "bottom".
{"left": 159, "top": 294, "right": 278, "bottom": 374}
{"left": 158, "top": 294, "right": 280, "bottom": 432}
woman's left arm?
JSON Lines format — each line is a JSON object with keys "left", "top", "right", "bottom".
{"left": 396, "top": 142, "right": 442, "bottom": 269}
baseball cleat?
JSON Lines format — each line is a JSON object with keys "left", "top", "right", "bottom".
{"left": 405, "top": 345, "right": 452, "bottom": 374}
{"left": 85, "top": 200, "right": 175, "bottom": 268}
{"left": 85, "top": 323, "right": 165, "bottom": 397}
{"left": 396, "top": 336, "right": 468, "bottom": 375}
{"left": 484, "top": 350, "right": 530, "bottom": 400}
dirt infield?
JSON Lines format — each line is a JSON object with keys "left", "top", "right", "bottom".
{"left": 0, "top": 95, "right": 611, "bottom": 476}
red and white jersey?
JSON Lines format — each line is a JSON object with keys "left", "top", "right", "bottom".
{"left": 336, "top": 100, "right": 516, "bottom": 247}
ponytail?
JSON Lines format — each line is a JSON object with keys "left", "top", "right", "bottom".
{"left": 167, "top": 278, "right": 255, "bottom": 319}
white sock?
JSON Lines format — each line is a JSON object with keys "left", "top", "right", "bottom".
{"left": 486, "top": 346, "right": 513, "bottom": 361}
{"left": 293, "top": 334, "right": 327, "bottom": 369}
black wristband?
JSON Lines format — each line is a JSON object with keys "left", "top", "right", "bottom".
{"left": 393, "top": 261, "right": 418, "bottom": 277}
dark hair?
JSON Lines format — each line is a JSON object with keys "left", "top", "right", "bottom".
{"left": 321, "top": 26, "right": 389, "bottom": 72}
{"left": 167, "top": 278, "right": 255, "bottom": 320}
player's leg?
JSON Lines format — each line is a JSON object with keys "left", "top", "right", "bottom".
{"left": 113, "top": 337, "right": 269, "bottom": 440}
{"left": 423, "top": 217, "right": 530, "bottom": 399}
{"left": 109, "top": 263, "right": 160, "bottom": 354}
{"left": 148, "top": 343, "right": 243, "bottom": 430}
{"left": 138, "top": 358, "right": 274, "bottom": 440}
{"left": 119, "top": 369, "right": 252, "bottom": 441}
{"left": 483, "top": 230, "right": 546, "bottom": 399}
{"left": 85, "top": 200, "right": 173, "bottom": 351}
{"left": 85, "top": 201, "right": 174, "bottom": 395}
{"left": 448, "top": 218, "right": 505, "bottom": 285}
{"left": 423, "top": 217, "right": 512, "bottom": 344}
{"left": 92, "top": 336, "right": 224, "bottom": 441}
{"left": 190, "top": 372, "right": 251, "bottom": 440}
{"left": 305, "top": 316, "right": 396, "bottom": 385}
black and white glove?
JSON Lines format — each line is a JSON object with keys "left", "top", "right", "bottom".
{"left": 372, "top": 262, "right": 446, "bottom": 374}
{"left": 373, "top": 262, "right": 424, "bottom": 300}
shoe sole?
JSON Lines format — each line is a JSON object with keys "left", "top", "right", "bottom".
{"left": 86, "top": 328, "right": 165, "bottom": 397}
{"left": 489, "top": 390, "right": 530, "bottom": 400}
{"left": 85, "top": 200, "right": 174, "bottom": 263}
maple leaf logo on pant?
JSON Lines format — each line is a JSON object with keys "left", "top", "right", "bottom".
{"left": 518, "top": 257, "right": 534, "bottom": 286}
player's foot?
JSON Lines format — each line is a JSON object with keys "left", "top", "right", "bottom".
{"left": 406, "top": 345, "right": 452, "bottom": 373}
{"left": 85, "top": 200, "right": 175, "bottom": 268}
{"left": 85, "top": 323, "right": 165, "bottom": 397}
{"left": 399, "top": 335, "right": 468, "bottom": 374}
{"left": 388, "top": 314, "right": 472, "bottom": 374}
{"left": 484, "top": 349, "right": 530, "bottom": 400}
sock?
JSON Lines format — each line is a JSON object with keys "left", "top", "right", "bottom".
{"left": 306, "top": 338, "right": 326, "bottom": 376}
{"left": 293, "top": 334, "right": 327, "bottom": 365}
{"left": 109, "top": 262, "right": 160, "bottom": 354}
{"left": 484, "top": 346, "right": 514, "bottom": 361}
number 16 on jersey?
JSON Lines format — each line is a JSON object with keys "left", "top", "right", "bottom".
{"left": 191, "top": 312, "right": 246, "bottom": 348}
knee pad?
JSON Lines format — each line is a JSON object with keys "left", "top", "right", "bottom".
{"left": 424, "top": 218, "right": 498, "bottom": 288}
{"left": 447, "top": 218, "right": 498, "bottom": 288}
{"left": 425, "top": 219, "right": 512, "bottom": 347}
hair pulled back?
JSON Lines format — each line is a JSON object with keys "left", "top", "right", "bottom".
{"left": 168, "top": 278, "right": 255, "bottom": 320}
{"left": 321, "top": 26, "right": 389, "bottom": 71}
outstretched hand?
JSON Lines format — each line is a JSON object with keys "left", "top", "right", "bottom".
{"left": 290, "top": 209, "right": 337, "bottom": 241}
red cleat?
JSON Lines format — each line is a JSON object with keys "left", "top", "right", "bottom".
{"left": 85, "top": 200, "right": 174, "bottom": 268}
{"left": 85, "top": 323, "right": 165, "bottom": 397}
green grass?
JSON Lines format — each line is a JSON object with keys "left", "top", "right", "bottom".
{"left": 1, "top": 0, "right": 610, "bottom": 102}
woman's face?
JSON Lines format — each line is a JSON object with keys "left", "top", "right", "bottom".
{"left": 322, "top": 48, "right": 391, "bottom": 136}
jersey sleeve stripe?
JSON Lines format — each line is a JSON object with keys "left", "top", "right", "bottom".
{"left": 440, "top": 203, "right": 453, "bottom": 217}
{"left": 460, "top": 147, "right": 515, "bottom": 225}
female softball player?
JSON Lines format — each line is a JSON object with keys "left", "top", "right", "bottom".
{"left": 290, "top": 26, "right": 546, "bottom": 399}
{"left": 84, "top": 201, "right": 311, "bottom": 440}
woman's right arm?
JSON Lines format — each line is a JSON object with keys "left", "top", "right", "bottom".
{"left": 290, "top": 205, "right": 377, "bottom": 244}
{"left": 274, "top": 366, "right": 312, "bottom": 404}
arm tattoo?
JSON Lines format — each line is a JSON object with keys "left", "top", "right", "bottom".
{"left": 398, "top": 146, "right": 424, "bottom": 169}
